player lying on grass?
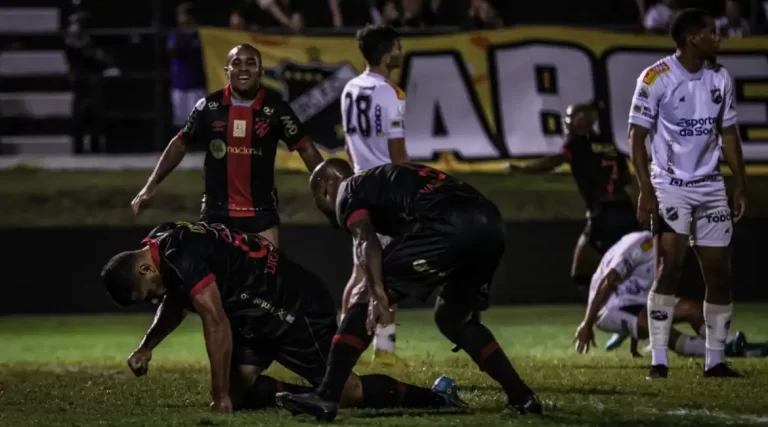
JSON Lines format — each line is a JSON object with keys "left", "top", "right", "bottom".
{"left": 273, "top": 160, "right": 542, "bottom": 422}
{"left": 573, "top": 231, "right": 768, "bottom": 359}
{"left": 100, "top": 220, "right": 465, "bottom": 413}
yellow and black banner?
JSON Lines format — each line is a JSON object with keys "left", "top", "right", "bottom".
{"left": 199, "top": 26, "right": 768, "bottom": 172}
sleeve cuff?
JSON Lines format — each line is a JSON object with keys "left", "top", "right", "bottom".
{"left": 628, "top": 116, "right": 653, "bottom": 129}
{"left": 288, "top": 136, "right": 310, "bottom": 151}
{"left": 346, "top": 209, "right": 369, "bottom": 228}
{"left": 190, "top": 273, "right": 216, "bottom": 297}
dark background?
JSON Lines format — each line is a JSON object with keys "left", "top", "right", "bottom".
{"left": 4, "top": 219, "right": 766, "bottom": 314}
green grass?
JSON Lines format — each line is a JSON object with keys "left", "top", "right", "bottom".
{"left": 2, "top": 305, "right": 768, "bottom": 426}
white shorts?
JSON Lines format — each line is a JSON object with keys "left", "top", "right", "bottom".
{"left": 352, "top": 234, "right": 392, "bottom": 264}
{"left": 171, "top": 88, "right": 206, "bottom": 129}
{"left": 652, "top": 173, "right": 732, "bottom": 247}
{"left": 596, "top": 297, "right": 681, "bottom": 339}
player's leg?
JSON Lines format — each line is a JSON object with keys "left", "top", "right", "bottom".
{"left": 646, "top": 184, "right": 692, "bottom": 378}
{"left": 634, "top": 306, "right": 708, "bottom": 357}
{"left": 690, "top": 183, "right": 741, "bottom": 376}
{"left": 571, "top": 221, "right": 601, "bottom": 299}
{"left": 369, "top": 235, "right": 397, "bottom": 359}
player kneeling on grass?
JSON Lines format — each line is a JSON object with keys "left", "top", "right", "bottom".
{"left": 100, "top": 220, "right": 464, "bottom": 414}
{"left": 573, "top": 231, "right": 767, "bottom": 359}
{"left": 273, "top": 160, "right": 543, "bottom": 422}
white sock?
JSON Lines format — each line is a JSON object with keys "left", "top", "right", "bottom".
{"left": 698, "top": 324, "right": 736, "bottom": 343}
{"left": 673, "top": 334, "right": 706, "bottom": 356}
{"left": 703, "top": 302, "right": 732, "bottom": 370}
{"left": 373, "top": 324, "right": 396, "bottom": 352}
{"left": 648, "top": 291, "right": 676, "bottom": 366}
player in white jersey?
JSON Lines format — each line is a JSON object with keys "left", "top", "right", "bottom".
{"left": 627, "top": 9, "right": 748, "bottom": 379}
{"left": 572, "top": 231, "right": 750, "bottom": 359}
{"left": 339, "top": 25, "right": 410, "bottom": 365}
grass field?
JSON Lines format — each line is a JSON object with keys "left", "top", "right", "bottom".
{"left": 2, "top": 305, "right": 767, "bottom": 426}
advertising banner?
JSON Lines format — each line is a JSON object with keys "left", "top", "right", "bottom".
{"left": 199, "top": 26, "right": 768, "bottom": 171}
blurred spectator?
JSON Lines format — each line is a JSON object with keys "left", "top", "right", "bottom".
{"left": 716, "top": 0, "right": 751, "bottom": 38}
{"left": 329, "top": 0, "right": 380, "bottom": 28}
{"left": 253, "top": 0, "right": 303, "bottom": 31}
{"left": 644, "top": 0, "right": 679, "bottom": 33}
{"left": 229, "top": 8, "right": 248, "bottom": 30}
{"left": 467, "top": 0, "right": 503, "bottom": 29}
{"left": 378, "top": 0, "right": 460, "bottom": 28}
{"left": 64, "top": 9, "right": 120, "bottom": 153}
{"left": 168, "top": 2, "right": 206, "bottom": 131}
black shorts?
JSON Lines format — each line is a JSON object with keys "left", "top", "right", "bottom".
{"left": 583, "top": 204, "right": 638, "bottom": 254}
{"left": 382, "top": 198, "right": 504, "bottom": 311}
{"left": 201, "top": 210, "right": 280, "bottom": 235}
{"left": 230, "top": 257, "right": 337, "bottom": 386}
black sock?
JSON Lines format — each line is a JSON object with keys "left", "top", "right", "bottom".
{"left": 316, "top": 303, "right": 372, "bottom": 403}
{"left": 459, "top": 323, "right": 532, "bottom": 403}
{"left": 240, "top": 375, "right": 313, "bottom": 409}
{"left": 572, "top": 275, "right": 590, "bottom": 300}
{"left": 359, "top": 374, "right": 447, "bottom": 409}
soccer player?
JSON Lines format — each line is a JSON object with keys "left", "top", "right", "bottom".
{"left": 275, "top": 160, "right": 543, "bottom": 421}
{"left": 131, "top": 44, "right": 324, "bottom": 246}
{"left": 100, "top": 221, "right": 464, "bottom": 414}
{"left": 340, "top": 24, "right": 410, "bottom": 363}
{"left": 628, "top": 8, "right": 748, "bottom": 379}
{"left": 507, "top": 102, "right": 638, "bottom": 298}
{"left": 572, "top": 231, "right": 753, "bottom": 359}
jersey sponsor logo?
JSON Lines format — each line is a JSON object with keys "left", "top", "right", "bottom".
{"left": 280, "top": 115, "right": 298, "bottom": 136}
{"left": 374, "top": 104, "right": 383, "bottom": 137}
{"left": 642, "top": 62, "right": 670, "bottom": 86}
{"left": 262, "top": 106, "right": 274, "bottom": 115}
{"left": 638, "top": 86, "right": 650, "bottom": 99}
{"left": 207, "top": 102, "right": 218, "bottom": 110}
{"left": 264, "top": 251, "right": 279, "bottom": 274}
{"left": 676, "top": 117, "right": 716, "bottom": 137}
{"left": 391, "top": 119, "right": 403, "bottom": 129}
{"left": 228, "top": 146, "right": 262, "bottom": 156}
{"left": 705, "top": 209, "right": 731, "bottom": 223}
{"left": 233, "top": 119, "right": 247, "bottom": 138}
{"left": 711, "top": 88, "right": 723, "bottom": 104}
{"left": 209, "top": 139, "right": 226, "bottom": 159}
{"left": 640, "top": 239, "right": 652, "bottom": 252}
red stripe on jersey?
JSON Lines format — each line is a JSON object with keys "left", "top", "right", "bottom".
{"left": 346, "top": 209, "right": 369, "bottom": 227}
{"left": 289, "top": 135, "right": 310, "bottom": 151}
{"left": 190, "top": 273, "right": 216, "bottom": 297}
{"left": 227, "top": 106, "right": 254, "bottom": 217}
{"left": 332, "top": 333, "right": 367, "bottom": 350}
{"left": 142, "top": 238, "right": 161, "bottom": 269}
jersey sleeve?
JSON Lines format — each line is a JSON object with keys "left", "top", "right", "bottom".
{"left": 378, "top": 84, "right": 406, "bottom": 139}
{"left": 559, "top": 138, "right": 576, "bottom": 163}
{"left": 274, "top": 99, "right": 310, "bottom": 151}
{"left": 176, "top": 97, "right": 206, "bottom": 145}
{"left": 335, "top": 180, "right": 370, "bottom": 232}
{"left": 628, "top": 68, "right": 665, "bottom": 130}
{"left": 721, "top": 69, "right": 738, "bottom": 128}
{"left": 605, "top": 236, "right": 653, "bottom": 279}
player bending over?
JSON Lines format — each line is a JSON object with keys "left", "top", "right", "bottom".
{"left": 274, "top": 160, "right": 543, "bottom": 421}
{"left": 571, "top": 231, "right": 762, "bottom": 359}
{"left": 100, "top": 221, "right": 464, "bottom": 413}
{"left": 340, "top": 24, "right": 410, "bottom": 363}
{"left": 628, "top": 8, "right": 748, "bottom": 379}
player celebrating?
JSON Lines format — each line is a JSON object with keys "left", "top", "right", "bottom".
{"left": 100, "top": 221, "right": 465, "bottom": 414}
{"left": 507, "top": 102, "right": 638, "bottom": 298}
{"left": 340, "top": 24, "right": 410, "bottom": 363}
{"left": 275, "top": 160, "right": 543, "bottom": 421}
{"left": 572, "top": 231, "right": 756, "bottom": 359}
{"left": 628, "top": 8, "right": 748, "bottom": 379}
{"left": 131, "top": 44, "right": 324, "bottom": 246}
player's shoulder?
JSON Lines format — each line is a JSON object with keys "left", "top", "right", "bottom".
{"left": 376, "top": 79, "right": 406, "bottom": 102}
{"left": 639, "top": 57, "right": 674, "bottom": 88}
{"left": 621, "top": 231, "right": 654, "bottom": 252}
{"left": 704, "top": 61, "right": 733, "bottom": 80}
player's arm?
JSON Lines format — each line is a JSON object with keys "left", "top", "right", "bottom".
{"left": 348, "top": 214, "right": 386, "bottom": 302}
{"left": 382, "top": 86, "right": 409, "bottom": 164}
{"left": 719, "top": 72, "right": 748, "bottom": 220}
{"left": 628, "top": 75, "right": 661, "bottom": 195}
{"left": 148, "top": 98, "right": 207, "bottom": 187}
{"left": 136, "top": 296, "right": 187, "bottom": 351}
{"left": 507, "top": 153, "right": 567, "bottom": 174}
{"left": 581, "top": 268, "right": 622, "bottom": 328}
{"left": 191, "top": 281, "right": 232, "bottom": 409}
{"left": 277, "top": 100, "right": 324, "bottom": 172}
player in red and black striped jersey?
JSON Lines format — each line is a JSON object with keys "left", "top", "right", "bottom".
{"left": 131, "top": 44, "right": 324, "bottom": 247}
{"left": 273, "top": 160, "right": 542, "bottom": 421}
{"left": 506, "top": 103, "right": 638, "bottom": 298}
{"left": 101, "top": 220, "right": 463, "bottom": 414}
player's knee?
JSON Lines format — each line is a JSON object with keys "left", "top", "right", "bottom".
{"left": 339, "top": 374, "right": 363, "bottom": 407}
{"left": 433, "top": 298, "right": 471, "bottom": 342}
{"left": 700, "top": 258, "right": 730, "bottom": 289}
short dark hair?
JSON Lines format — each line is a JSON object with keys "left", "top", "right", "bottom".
{"left": 101, "top": 251, "right": 140, "bottom": 307}
{"left": 356, "top": 24, "right": 400, "bottom": 66}
{"left": 671, "top": 8, "right": 712, "bottom": 47}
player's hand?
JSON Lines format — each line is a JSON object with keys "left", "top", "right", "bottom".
{"left": 209, "top": 396, "right": 233, "bottom": 413}
{"left": 732, "top": 185, "right": 747, "bottom": 223}
{"left": 505, "top": 163, "right": 522, "bottom": 174}
{"left": 572, "top": 322, "right": 596, "bottom": 354}
{"left": 127, "top": 348, "right": 152, "bottom": 377}
{"left": 637, "top": 189, "right": 659, "bottom": 228}
{"left": 366, "top": 292, "right": 394, "bottom": 335}
{"left": 131, "top": 181, "right": 157, "bottom": 216}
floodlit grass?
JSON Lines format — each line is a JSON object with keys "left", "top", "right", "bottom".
{"left": 2, "top": 305, "right": 767, "bottom": 426}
